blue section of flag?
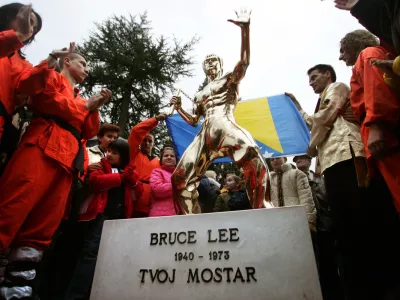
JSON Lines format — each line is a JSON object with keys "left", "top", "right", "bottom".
{"left": 267, "top": 94, "right": 311, "bottom": 156}
{"left": 165, "top": 94, "right": 310, "bottom": 162}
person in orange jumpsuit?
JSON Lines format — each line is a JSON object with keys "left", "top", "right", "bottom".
{"left": 0, "top": 48, "right": 112, "bottom": 299}
{"left": 128, "top": 114, "right": 166, "bottom": 217}
{"left": 340, "top": 30, "right": 400, "bottom": 299}
{"left": 0, "top": 3, "right": 39, "bottom": 59}
{"left": 0, "top": 4, "right": 42, "bottom": 174}
{"left": 340, "top": 30, "right": 400, "bottom": 212}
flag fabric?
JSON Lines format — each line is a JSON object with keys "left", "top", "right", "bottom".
{"left": 165, "top": 94, "right": 310, "bottom": 163}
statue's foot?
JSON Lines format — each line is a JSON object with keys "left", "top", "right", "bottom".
{"left": 264, "top": 200, "right": 274, "bottom": 209}
{"left": 181, "top": 190, "right": 202, "bottom": 214}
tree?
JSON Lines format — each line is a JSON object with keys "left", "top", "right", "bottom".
{"left": 208, "top": 162, "right": 241, "bottom": 183}
{"left": 79, "top": 13, "right": 199, "bottom": 141}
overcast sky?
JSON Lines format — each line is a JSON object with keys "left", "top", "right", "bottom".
{"left": 16, "top": 0, "right": 364, "bottom": 113}
{"left": 6, "top": 0, "right": 364, "bottom": 164}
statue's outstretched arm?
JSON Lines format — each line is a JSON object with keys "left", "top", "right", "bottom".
{"left": 228, "top": 9, "right": 251, "bottom": 85}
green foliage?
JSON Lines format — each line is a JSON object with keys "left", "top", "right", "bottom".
{"left": 208, "top": 162, "right": 241, "bottom": 183}
{"left": 79, "top": 12, "right": 199, "bottom": 149}
{"left": 197, "top": 77, "right": 208, "bottom": 92}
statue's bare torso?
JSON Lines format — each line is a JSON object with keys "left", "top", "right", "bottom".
{"left": 194, "top": 73, "right": 238, "bottom": 119}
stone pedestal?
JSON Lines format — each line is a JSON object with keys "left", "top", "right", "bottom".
{"left": 90, "top": 207, "right": 322, "bottom": 300}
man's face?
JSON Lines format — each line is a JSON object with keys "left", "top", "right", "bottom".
{"left": 295, "top": 156, "right": 311, "bottom": 172}
{"left": 204, "top": 56, "right": 221, "bottom": 78}
{"left": 339, "top": 45, "right": 357, "bottom": 67}
{"left": 140, "top": 134, "right": 154, "bottom": 155}
{"left": 98, "top": 131, "right": 118, "bottom": 151}
{"left": 270, "top": 157, "right": 285, "bottom": 171}
{"left": 66, "top": 54, "right": 89, "bottom": 83}
{"left": 308, "top": 70, "right": 330, "bottom": 94}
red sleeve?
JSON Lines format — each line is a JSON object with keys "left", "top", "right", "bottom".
{"left": 16, "top": 60, "right": 53, "bottom": 97}
{"left": 80, "top": 140, "right": 89, "bottom": 182}
{"left": 128, "top": 117, "right": 158, "bottom": 160}
{"left": 89, "top": 169, "right": 122, "bottom": 192}
{"left": 350, "top": 65, "right": 364, "bottom": 123}
{"left": 356, "top": 47, "right": 400, "bottom": 128}
{"left": 81, "top": 111, "right": 100, "bottom": 140}
{"left": 0, "top": 30, "right": 24, "bottom": 58}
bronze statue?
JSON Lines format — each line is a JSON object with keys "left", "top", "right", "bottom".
{"left": 170, "top": 9, "right": 271, "bottom": 214}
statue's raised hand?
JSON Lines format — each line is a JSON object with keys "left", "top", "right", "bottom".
{"left": 228, "top": 8, "right": 251, "bottom": 26}
{"left": 334, "top": 0, "right": 359, "bottom": 11}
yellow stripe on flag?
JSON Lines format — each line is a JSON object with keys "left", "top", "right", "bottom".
{"left": 234, "top": 98, "right": 283, "bottom": 153}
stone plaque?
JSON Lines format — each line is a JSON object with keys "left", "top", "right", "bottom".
{"left": 90, "top": 206, "right": 322, "bottom": 300}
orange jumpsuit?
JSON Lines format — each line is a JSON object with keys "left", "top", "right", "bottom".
{"left": 351, "top": 46, "right": 400, "bottom": 212}
{"left": 128, "top": 117, "right": 160, "bottom": 216}
{"left": 0, "top": 30, "right": 32, "bottom": 141}
{"left": 0, "top": 67, "right": 100, "bottom": 252}
{"left": 63, "top": 139, "right": 90, "bottom": 220}
{"left": 0, "top": 30, "right": 23, "bottom": 58}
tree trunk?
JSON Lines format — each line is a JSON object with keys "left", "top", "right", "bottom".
{"left": 118, "top": 89, "right": 131, "bottom": 136}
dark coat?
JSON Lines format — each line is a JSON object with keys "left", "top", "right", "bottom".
{"left": 351, "top": 0, "right": 400, "bottom": 54}
{"left": 228, "top": 189, "right": 251, "bottom": 211}
{"left": 198, "top": 176, "right": 220, "bottom": 213}
{"left": 308, "top": 172, "right": 333, "bottom": 232}
{"left": 213, "top": 189, "right": 251, "bottom": 212}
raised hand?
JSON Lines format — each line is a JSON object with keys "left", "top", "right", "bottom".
{"left": 121, "top": 164, "right": 140, "bottom": 186}
{"left": 86, "top": 94, "right": 102, "bottom": 111}
{"left": 50, "top": 42, "right": 76, "bottom": 59}
{"left": 156, "top": 113, "right": 167, "bottom": 121}
{"left": 13, "top": 5, "right": 33, "bottom": 42}
{"left": 98, "top": 89, "right": 112, "bottom": 106}
{"left": 334, "top": 0, "right": 359, "bottom": 11}
{"left": 86, "top": 89, "right": 112, "bottom": 111}
{"left": 285, "top": 92, "right": 302, "bottom": 110}
{"left": 47, "top": 42, "right": 76, "bottom": 68}
{"left": 228, "top": 8, "right": 251, "bottom": 26}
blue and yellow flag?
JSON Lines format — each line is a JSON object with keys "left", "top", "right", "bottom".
{"left": 165, "top": 94, "right": 310, "bottom": 162}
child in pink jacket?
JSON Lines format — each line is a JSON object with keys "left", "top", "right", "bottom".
{"left": 149, "top": 145, "right": 177, "bottom": 217}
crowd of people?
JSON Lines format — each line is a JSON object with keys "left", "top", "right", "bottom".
{"left": 0, "top": 0, "right": 400, "bottom": 300}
